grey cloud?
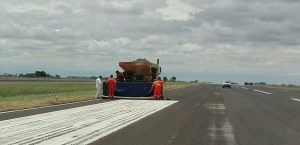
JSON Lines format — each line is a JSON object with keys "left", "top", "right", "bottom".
{"left": 0, "top": 0, "right": 299, "bottom": 84}
{"left": 189, "top": 0, "right": 300, "bottom": 46}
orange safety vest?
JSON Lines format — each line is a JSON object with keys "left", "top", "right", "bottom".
{"left": 107, "top": 78, "right": 116, "bottom": 87}
{"left": 152, "top": 81, "right": 162, "bottom": 91}
{"left": 158, "top": 80, "right": 164, "bottom": 88}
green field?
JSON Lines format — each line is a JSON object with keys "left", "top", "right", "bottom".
{"left": 0, "top": 81, "right": 199, "bottom": 111}
{"left": 165, "top": 82, "right": 199, "bottom": 89}
{"left": 0, "top": 82, "right": 93, "bottom": 99}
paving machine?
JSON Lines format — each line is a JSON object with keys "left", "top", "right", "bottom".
{"left": 102, "top": 58, "right": 161, "bottom": 98}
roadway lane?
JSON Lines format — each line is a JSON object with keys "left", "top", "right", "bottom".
{"left": 2, "top": 85, "right": 236, "bottom": 145}
{"left": 1, "top": 84, "right": 300, "bottom": 145}
{"left": 0, "top": 100, "right": 177, "bottom": 145}
{"left": 91, "top": 85, "right": 237, "bottom": 145}
{"left": 223, "top": 85, "right": 300, "bottom": 145}
{"left": 94, "top": 85, "right": 300, "bottom": 145}
{"left": 250, "top": 85, "right": 300, "bottom": 100}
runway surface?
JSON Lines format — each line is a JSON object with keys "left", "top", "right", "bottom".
{"left": 1, "top": 84, "right": 300, "bottom": 145}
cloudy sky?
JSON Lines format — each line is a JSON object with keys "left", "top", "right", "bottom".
{"left": 0, "top": 0, "right": 300, "bottom": 84}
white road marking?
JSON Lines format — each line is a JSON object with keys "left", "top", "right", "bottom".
{"left": 0, "top": 99, "right": 97, "bottom": 115}
{"left": 291, "top": 98, "right": 300, "bottom": 102}
{"left": 0, "top": 100, "right": 177, "bottom": 145}
{"left": 206, "top": 103, "right": 236, "bottom": 145}
{"left": 206, "top": 103, "right": 226, "bottom": 110}
{"left": 232, "top": 85, "right": 248, "bottom": 90}
{"left": 253, "top": 89, "right": 272, "bottom": 95}
{"left": 240, "top": 87, "right": 249, "bottom": 90}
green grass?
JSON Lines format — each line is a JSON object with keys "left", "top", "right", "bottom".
{"left": 0, "top": 81, "right": 199, "bottom": 100}
{"left": 0, "top": 81, "right": 200, "bottom": 111}
{"left": 0, "top": 82, "right": 96, "bottom": 111}
{"left": 165, "top": 82, "right": 199, "bottom": 89}
{"left": 0, "top": 82, "right": 94, "bottom": 98}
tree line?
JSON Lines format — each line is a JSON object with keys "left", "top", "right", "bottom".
{"left": 163, "top": 76, "right": 177, "bottom": 82}
{"left": 2, "top": 71, "right": 179, "bottom": 81}
{"left": 18, "top": 71, "right": 60, "bottom": 78}
{"left": 244, "top": 82, "right": 266, "bottom": 85}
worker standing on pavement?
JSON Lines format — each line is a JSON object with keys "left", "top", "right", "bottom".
{"left": 157, "top": 77, "right": 164, "bottom": 100}
{"left": 149, "top": 79, "right": 162, "bottom": 100}
{"left": 95, "top": 76, "right": 103, "bottom": 99}
{"left": 107, "top": 75, "right": 116, "bottom": 99}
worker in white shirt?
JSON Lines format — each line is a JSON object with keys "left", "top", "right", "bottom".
{"left": 95, "top": 76, "right": 103, "bottom": 99}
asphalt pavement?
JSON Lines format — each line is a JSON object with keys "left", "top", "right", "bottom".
{"left": 1, "top": 84, "right": 300, "bottom": 145}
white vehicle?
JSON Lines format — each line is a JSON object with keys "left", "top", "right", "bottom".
{"left": 222, "top": 81, "right": 231, "bottom": 88}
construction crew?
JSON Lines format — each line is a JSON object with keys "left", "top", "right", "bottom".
{"left": 107, "top": 75, "right": 116, "bottom": 99}
{"left": 150, "top": 79, "right": 162, "bottom": 100}
{"left": 116, "top": 70, "right": 125, "bottom": 82}
{"left": 95, "top": 76, "right": 103, "bottom": 99}
{"left": 157, "top": 77, "right": 164, "bottom": 100}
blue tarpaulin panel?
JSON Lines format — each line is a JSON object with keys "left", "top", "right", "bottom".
{"left": 103, "top": 82, "right": 152, "bottom": 97}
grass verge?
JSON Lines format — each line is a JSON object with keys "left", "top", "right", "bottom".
{"left": 0, "top": 81, "right": 199, "bottom": 112}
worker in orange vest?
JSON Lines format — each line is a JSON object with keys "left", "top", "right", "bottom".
{"left": 107, "top": 75, "right": 116, "bottom": 99}
{"left": 157, "top": 77, "right": 164, "bottom": 100}
{"left": 149, "top": 79, "right": 162, "bottom": 100}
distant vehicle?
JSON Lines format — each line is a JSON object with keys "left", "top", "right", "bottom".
{"left": 222, "top": 81, "right": 231, "bottom": 88}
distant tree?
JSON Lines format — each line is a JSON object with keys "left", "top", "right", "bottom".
{"left": 35, "top": 71, "right": 49, "bottom": 77}
{"left": 231, "top": 82, "right": 238, "bottom": 85}
{"left": 35, "top": 71, "right": 41, "bottom": 77}
{"left": 163, "top": 77, "right": 168, "bottom": 82}
{"left": 244, "top": 82, "right": 249, "bottom": 85}
{"left": 26, "top": 73, "right": 35, "bottom": 77}
{"left": 41, "top": 71, "right": 47, "bottom": 77}
{"left": 17, "top": 71, "right": 56, "bottom": 78}
{"left": 90, "top": 76, "right": 97, "bottom": 79}
{"left": 258, "top": 82, "right": 266, "bottom": 85}
{"left": 170, "top": 76, "right": 176, "bottom": 82}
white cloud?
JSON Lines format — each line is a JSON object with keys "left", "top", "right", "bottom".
{"left": 0, "top": 0, "right": 300, "bottom": 84}
{"left": 113, "top": 37, "right": 132, "bottom": 46}
{"left": 1, "top": 1, "right": 71, "bottom": 14}
{"left": 157, "top": 0, "right": 202, "bottom": 21}
{"left": 181, "top": 43, "right": 203, "bottom": 52}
